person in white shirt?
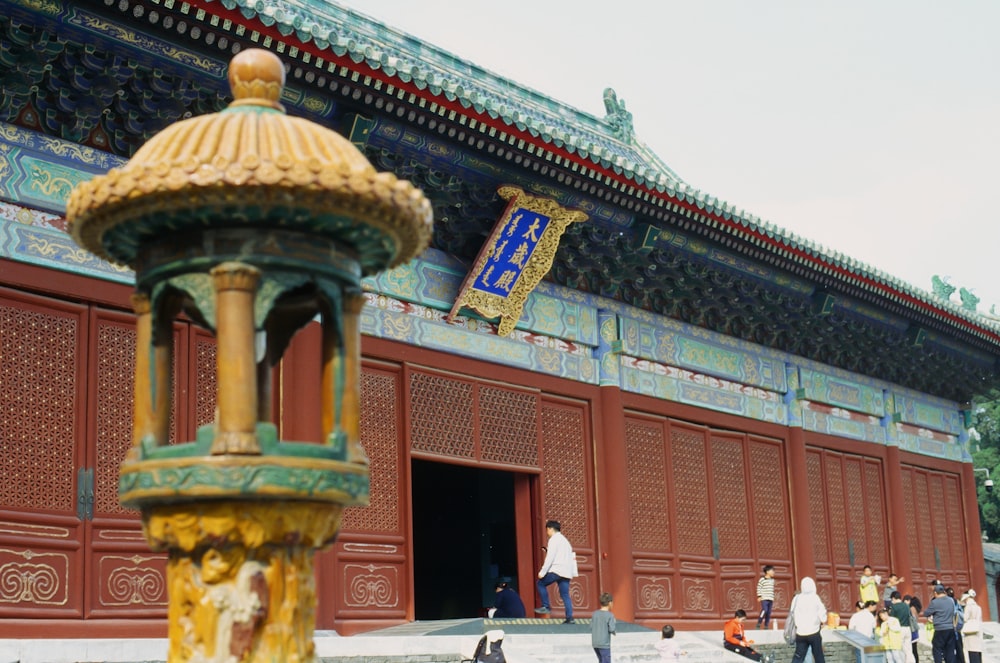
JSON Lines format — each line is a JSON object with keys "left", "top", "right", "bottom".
{"left": 535, "top": 520, "right": 578, "bottom": 623}
{"left": 790, "top": 576, "right": 828, "bottom": 663}
{"left": 848, "top": 600, "right": 878, "bottom": 638}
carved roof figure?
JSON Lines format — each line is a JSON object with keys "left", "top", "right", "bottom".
{"left": 603, "top": 88, "right": 635, "bottom": 144}
{"left": 960, "top": 287, "right": 980, "bottom": 312}
{"left": 931, "top": 275, "right": 956, "bottom": 300}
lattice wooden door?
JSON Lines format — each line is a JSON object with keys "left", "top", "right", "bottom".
{"left": 538, "top": 396, "right": 596, "bottom": 616}
{"left": 85, "top": 312, "right": 216, "bottom": 618}
{"left": 0, "top": 289, "right": 89, "bottom": 618}
{"left": 805, "top": 447, "right": 889, "bottom": 616}
{"left": 0, "top": 289, "right": 216, "bottom": 620}
{"left": 901, "top": 465, "right": 970, "bottom": 591}
{"left": 624, "top": 413, "right": 793, "bottom": 621}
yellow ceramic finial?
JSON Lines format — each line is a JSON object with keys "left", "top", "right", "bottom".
{"left": 228, "top": 48, "right": 286, "bottom": 111}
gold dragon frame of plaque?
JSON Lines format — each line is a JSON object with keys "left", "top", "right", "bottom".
{"left": 449, "top": 186, "right": 588, "bottom": 336}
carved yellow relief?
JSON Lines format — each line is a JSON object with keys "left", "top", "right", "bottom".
{"left": 146, "top": 501, "right": 340, "bottom": 663}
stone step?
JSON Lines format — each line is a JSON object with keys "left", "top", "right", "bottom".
{"left": 1, "top": 622, "right": 997, "bottom": 663}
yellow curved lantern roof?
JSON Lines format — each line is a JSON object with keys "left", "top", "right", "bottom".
{"left": 68, "top": 48, "right": 432, "bottom": 276}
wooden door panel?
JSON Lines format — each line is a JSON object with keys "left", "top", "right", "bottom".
{"left": 626, "top": 413, "right": 793, "bottom": 620}
{"left": 623, "top": 414, "right": 674, "bottom": 618}
{"left": 0, "top": 513, "right": 84, "bottom": 619}
{"left": 902, "top": 465, "right": 969, "bottom": 588}
{"left": 87, "top": 539, "right": 168, "bottom": 617}
{"left": 324, "top": 362, "right": 407, "bottom": 628}
{"left": 84, "top": 308, "right": 170, "bottom": 617}
{"left": 711, "top": 433, "right": 751, "bottom": 561}
{"left": 0, "top": 290, "right": 88, "bottom": 617}
{"left": 0, "top": 288, "right": 216, "bottom": 623}
{"left": 805, "top": 446, "right": 889, "bottom": 615}
{"left": 539, "top": 397, "right": 596, "bottom": 615}
{"left": 671, "top": 424, "right": 711, "bottom": 560}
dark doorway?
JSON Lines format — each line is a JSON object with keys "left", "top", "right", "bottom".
{"left": 411, "top": 459, "right": 518, "bottom": 620}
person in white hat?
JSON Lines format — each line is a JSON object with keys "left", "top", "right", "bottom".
{"left": 959, "top": 590, "right": 982, "bottom": 663}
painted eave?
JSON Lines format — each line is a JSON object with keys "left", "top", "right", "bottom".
{"left": 190, "top": 0, "right": 1000, "bottom": 348}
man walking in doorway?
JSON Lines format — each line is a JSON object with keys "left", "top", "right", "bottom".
{"left": 535, "top": 520, "right": 578, "bottom": 623}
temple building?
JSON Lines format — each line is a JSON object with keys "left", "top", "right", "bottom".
{"left": 1, "top": 0, "right": 999, "bottom": 638}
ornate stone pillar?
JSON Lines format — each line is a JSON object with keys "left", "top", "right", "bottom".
{"left": 148, "top": 501, "right": 341, "bottom": 662}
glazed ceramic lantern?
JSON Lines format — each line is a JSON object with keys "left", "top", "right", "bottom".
{"left": 66, "top": 48, "right": 431, "bottom": 662}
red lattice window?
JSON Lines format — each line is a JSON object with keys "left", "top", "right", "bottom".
{"left": 193, "top": 332, "right": 217, "bottom": 435}
{"left": 805, "top": 451, "right": 830, "bottom": 563}
{"left": 901, "top": 470, "right": 921, "bottom": 567}
{"left": 749, "top": 440, "right": 789, "bottom": 560}
{"left": 409, "top": 371, "right": 474, "bottom": 459}
{"left": 342, "top": 367, "right": 400, "bottom": 534}
{"left": 625, "top": 416, "right": 670, "bottom": 553}
{"left": 479, "top": 386, "right": 538, "bottom": 467}
{"left": 928, "top": 474, "right": 950, "bottom": 569}
{"left": 824, "top": 457, "right": 849, "bottom": 565}
{"left": 844, "top": 459, "right": 867, "bottom": 563}
{"left": 0, "top": 299, "right": 81, "bottom": 513}
{"left": 540, "top": 400, "right": 590, "bottom": 546}
{"left": 942, "top": 474, "right": 967, "bottom": 571}
{"left": 711, "top": 435, "right": 749, "bottom": 559}
{"left": 93, "top": 317, "right": 136, "bottom": 517}
{"left": 864, "top": 461, "right": 887, "bottom": 568}
{"left": 670, "top": 425, "right": 709, "bottom": 557}
{"left": 913, "top": 470, "right": 934, "bottom": 571}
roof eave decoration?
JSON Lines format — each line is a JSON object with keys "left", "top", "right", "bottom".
{"left": 191, "top": 0, "right": 679, "bottom": 185}
{"left": 447, "top": 186, "right": 587, "bottom": 336}
{"left": 184, "top": 0, "right": 1000, "bottom": 347}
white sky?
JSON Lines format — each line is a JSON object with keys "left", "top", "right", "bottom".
{"left": 338, "top": 0, "right": 1000, "bottom": 314}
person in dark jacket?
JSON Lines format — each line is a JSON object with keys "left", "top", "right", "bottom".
{"left": 491, "top": 579, "right": 526, "bottom": 618}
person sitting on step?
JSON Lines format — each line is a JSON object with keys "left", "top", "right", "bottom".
{"left": 724, "top": 609, "right": 764, "bottom": 662}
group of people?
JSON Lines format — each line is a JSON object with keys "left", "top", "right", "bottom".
{"left": 493, "top": 525, "right": 988, "bottom": 663}
{"left": 848, "top": 566, "right": 983, "bottom": 663}
{"left": 487, "top": 520, "right": 576, "bottom": 621}
{"left": 489, "top": 521, "right": 680, "bottom": 662}
{"left": 718, "top": 565, "right": 825, "bottom": 663}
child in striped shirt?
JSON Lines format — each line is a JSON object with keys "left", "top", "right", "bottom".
{"left": 756, "top": 565, "right": 775, "bottom": 629}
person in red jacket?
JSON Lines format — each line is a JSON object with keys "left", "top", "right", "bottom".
{"left": 724, "top": 610, "right": 763, "bottom": 661}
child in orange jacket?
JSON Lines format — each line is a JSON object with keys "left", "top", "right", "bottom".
{"left": 724, "top": 610, "right": 763, "bottom": 662}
